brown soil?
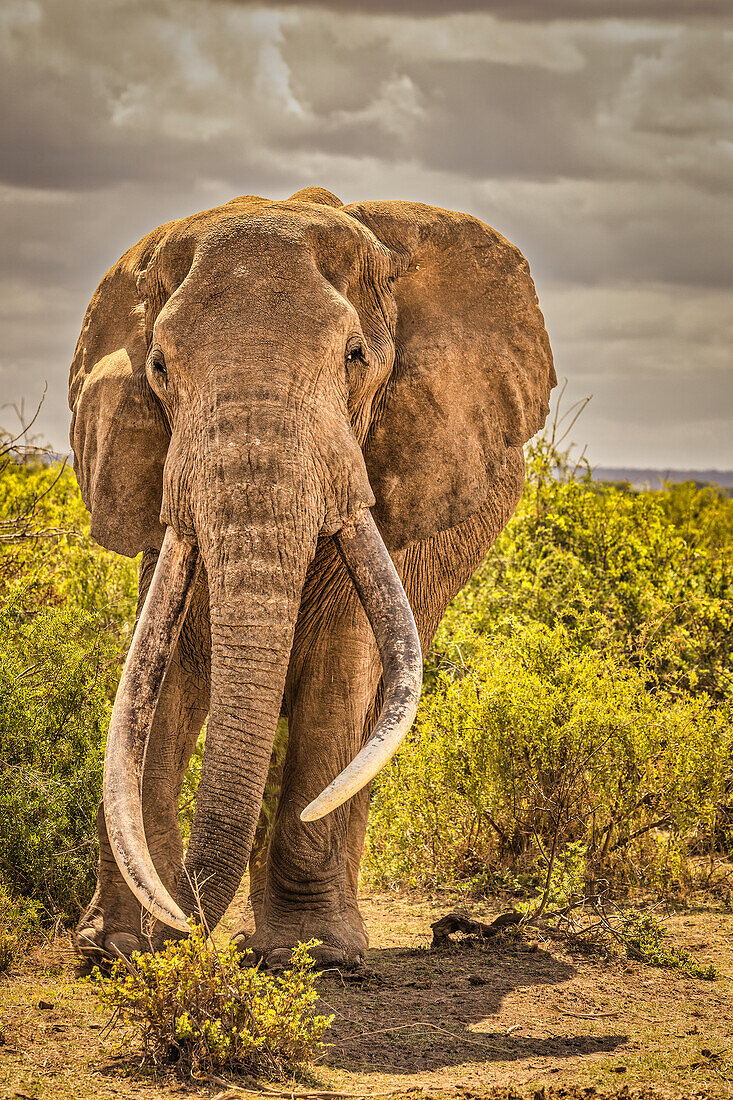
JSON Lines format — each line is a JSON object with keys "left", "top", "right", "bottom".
{"left": 1, "top": 892, "right": 732, "bottom": 1100}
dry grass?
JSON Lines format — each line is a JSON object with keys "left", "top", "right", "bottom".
{"left": 1, "top": 890, "right": 732, "bottom": 1100}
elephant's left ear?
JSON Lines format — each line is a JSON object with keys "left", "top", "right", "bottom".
{"left": 344, "top": 201, "right": 557, "bottom": 550}
{"left": 68, "top": 228, "right": 171, "bottom": 556}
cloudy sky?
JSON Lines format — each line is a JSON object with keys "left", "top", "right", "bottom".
{"left": 1, "top": 0, "right": 731, "bottom": 468}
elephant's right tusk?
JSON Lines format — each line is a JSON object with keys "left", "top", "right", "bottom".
{"left": 103, "top": 526, "right": 200, "bottom": 933}
{"left": 300, "top": 509, "right": 422, "bottom": 823}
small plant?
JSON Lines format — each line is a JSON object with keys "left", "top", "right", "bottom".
{"left": 527, "top": 898, "right": 719, "bottom": 980}
{"left": 618, "top": 910, "right": 717, "bottom": 980}
{"left": 96, "top": 921, "right": 332, "bottom": 1080}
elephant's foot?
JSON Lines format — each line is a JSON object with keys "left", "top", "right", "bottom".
{"left": 233, "top": 909, "right": 368, "bottom": 971}
{"left": 74, "top": 887, "right": 147, "bottom": 972}
{"left": 76, "top": 801, "right": 186, "bottom": 971}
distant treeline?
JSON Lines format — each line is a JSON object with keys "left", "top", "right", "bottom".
{"left": 594, "top": 467, "right": 733, "bottom": 491}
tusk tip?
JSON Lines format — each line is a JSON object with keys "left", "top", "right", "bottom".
{"left": 165, "top": 911, "right": 191, "bottom": 934}
{"left": 300, "top": 799, "right": 328, "bottom": 823}
{"left": 151, "top": 892, "right": 190, "bottom": 933}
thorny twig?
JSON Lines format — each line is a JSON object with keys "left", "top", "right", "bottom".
{"left": 0, "top": 385, "right": 48, "bottom": 458}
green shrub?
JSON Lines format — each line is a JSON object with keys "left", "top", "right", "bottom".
{"left": 365, "top": 622, "right": 732, "bottom": 896}
{"left": 96, "top": 923, "right": 332, "bottom": 1080}
{"left": 0, "top": 447, "right": 137, "bottom": 641}
{"left": 366, "top": 437, "right": 733, "bottom": 898}
{"left": 0, "top": 885, "right": 41, "bottom": 973}
{"left": 0, "top": 440, "right": 137, "bottom": 922}
{"left": 0, "top": 588, "right": 114, "bottom": 918}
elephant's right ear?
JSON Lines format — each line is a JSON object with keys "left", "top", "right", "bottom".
{"left": 69, "top": 230, "right": 170, "bottom": 557}
{"left": 344, "top": 201, "right": 556, "bottom": 551}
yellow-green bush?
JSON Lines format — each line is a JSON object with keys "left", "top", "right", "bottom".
{"left": 0, "top": 448, "right": 137, "bottom": 635}
{"left": 97, "top": 923, "right": 332, "bottom": 1079}
{"left": 0, "top": 590, "right": 117, "bottom": 918}
{"left": 365, "top": 623, "right": 731, "bottom": 895}
{"left": 366, "top": 443, "right": 733, "bottom": 898}
{"left": 619, "top": 910, "right": 716, "bottom": 979}
{"left": 433, "top": 441, "right": 733, "bottom": 704}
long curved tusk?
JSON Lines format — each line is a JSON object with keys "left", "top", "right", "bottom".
{"left": 300, "top": 509, "right": 422, "bottom": 823}
{"left": 103, "top": 526, "right": 200, "bottom": 933}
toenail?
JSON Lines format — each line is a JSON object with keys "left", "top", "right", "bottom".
{"left": 264, "top": 948, "right": 292, "bottom": 969}
{"left": 104, "top": 932, "right": 141, "bottom": 958}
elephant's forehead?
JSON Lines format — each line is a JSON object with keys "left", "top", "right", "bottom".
{"left": 170, "top": 200, "right": 381, "bottom": 275}
{"left": 148, "top": 199, "right": 394, "bottom": 346}
{"left": 155, "top": 224, "right": 361, "bottom": 349}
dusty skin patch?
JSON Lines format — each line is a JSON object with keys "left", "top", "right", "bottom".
{"left": 1, "top": 892, "right": 732, "bottom": 1100}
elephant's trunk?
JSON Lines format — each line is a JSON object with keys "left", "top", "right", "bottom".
{"left": 175, "top": 467, "right": 320, "bottom": 927}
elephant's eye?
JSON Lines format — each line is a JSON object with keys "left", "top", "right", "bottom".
{"left": 345, "top": 341, "right": 367, "bottom": 370}
{"left": 149, "top": 352, "right": 168, "bottom": 388}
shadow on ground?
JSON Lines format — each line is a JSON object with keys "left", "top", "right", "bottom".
{"left": 317, "top": 936, "right": 626, "bottom": 1074}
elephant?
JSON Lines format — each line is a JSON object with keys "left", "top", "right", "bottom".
{"left": 69, "top": 186, "right": 556, "bottom": 970}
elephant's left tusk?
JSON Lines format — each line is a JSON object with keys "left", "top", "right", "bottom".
{"left": 103, "top": 526, "right": 200, "bottom": 932}
{"left": 300, "top": 509, "right": 422, "bottom": 823}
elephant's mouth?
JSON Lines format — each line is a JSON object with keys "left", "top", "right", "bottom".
{"left": 102, "top": 509, "right": 422, "bottom": 933}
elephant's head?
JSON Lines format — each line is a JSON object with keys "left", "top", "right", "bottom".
{"left": 69, "top": 187, "right": 555, "bottom": 932}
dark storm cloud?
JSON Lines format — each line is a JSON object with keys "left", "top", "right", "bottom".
{"left": 0, "top": 67, "right": 196, "bottom": 192}
{"left": 277, "top": 19, "right": 732, "bottom": 196}
{"left": 0, "top": 0, "right": 731, "bottom": 466}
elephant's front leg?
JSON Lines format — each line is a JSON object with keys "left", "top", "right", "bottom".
{"left": 240, "top": 544, "right": 382, "bottom": 968}
{"left": 75, "top": 553, "right": 210, "bottom": 966}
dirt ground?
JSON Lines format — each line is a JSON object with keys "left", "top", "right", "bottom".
{"left": 1, "top": 892, "right": 732, "bottom": 1100}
